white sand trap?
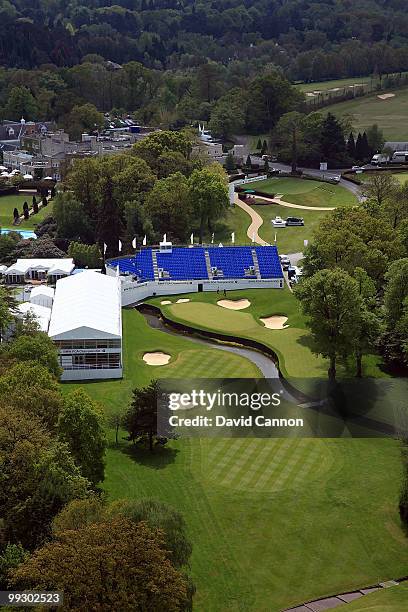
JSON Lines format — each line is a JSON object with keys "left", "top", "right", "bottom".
{"left": 217, "top": 299, "right": 251, "bottom": 310}
{"left": 377, "top": 93, "right": 395, "bottom": 100}
{"left": 176, "top": 298, "right": 190, "bottom": 303}
{"left": 161, "top": 300, "right": 172, "bottom": 305}
{"left": 143, "top": 352, "right": 171, "bottom": 366}
{"left": 260, "top": 316, "right": 289, "bottom": 329}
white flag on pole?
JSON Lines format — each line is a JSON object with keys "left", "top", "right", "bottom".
{"left": 103, "top": 242, "right": 107, "bottom": 255}
{"left": 231, "top": 232, "right": 235, "bottom": 244}
{"left": 132, "top": 237, "right": 137, "bottom": 249}
{"left": 143, "top": 235, "right": 147, "bottom": 246}
{"left": 163, "top": 233, "right": 167, "bottom": 243}
{"left": 190, "top": 233, "right": 194, "bottom": 245}
{"left": 252, "top": 232, "right": 255, "bottom": 243}
{"left": 116, "top": 265, "right": 120, "bottom": 277}
{"left": 211, "top": 233, "right": 214, "bottom": 244}
{"left": 118, "top": 239, "right": 122, "bottom": 252}
{"left": 274, "top": 232, "right": 277, "bottom": 243}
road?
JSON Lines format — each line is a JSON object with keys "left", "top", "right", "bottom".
{"left": 246, "top": 155, "right": 362, "bottom": 198}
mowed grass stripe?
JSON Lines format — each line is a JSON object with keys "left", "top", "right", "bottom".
{"left": 252, "top": 439, "right": 300, "bottom": 490}
{"left": 268, "top": 440, "right": 313, "bottom": 492}
{"left": 207, "top": 438, "right": 249, "bottom": 478}
{"left": 217, "top": 438, "right": 266, "bottom": 487}
{"left": 227, "top": 440, "right": 280, "bottom": 490}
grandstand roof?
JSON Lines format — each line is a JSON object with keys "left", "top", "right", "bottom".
{"left": 48, "top": 271, "right": 122, "bottom": 340}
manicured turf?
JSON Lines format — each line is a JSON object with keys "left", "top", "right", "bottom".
{"left": 65, "top": 295, "right": 407, "bottom": 610}
{"left": 150, "top": 288, "right": 385, "bottom": 380}
{"left": 393, "top": 172, "right": 408, "bottom": 185}
{"left": 247, "top": 177, "right": 357, "bottom": 208}
{"left": 63, "top": 307, "right": 261, "bottom": 412}
{"left": 323, "top": 86, "right": 408, "bottom": 140}
{"left": 0, "top": 193, "right": 53, "bottom": 229}
{"left": 252, "top": 203, "right": 330, "bottom": 254}
{"left": 296, "top": 76, "right": 376, "bottom": 93}
{"left": 345, "top": 583, "right": 408, "bottom": 611}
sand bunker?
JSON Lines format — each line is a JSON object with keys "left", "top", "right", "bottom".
{"left": 260, "top": 316, "right": 289, "bottom": 330}
{"left": 217, "top": 299, "right": 251, "bottom": 310}
{"left": 377, "top": 93, "right": 395, "bottom": 100}
{"left": 143, "top": 352, "right": 171, "bottom": 366}
{"left": 176, "top": 298, "right": 190, "bottom": 303}
{"left": 161, "top": 300, "right": 172, "bottom": 305}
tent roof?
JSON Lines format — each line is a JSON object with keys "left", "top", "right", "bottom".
{"left": 5, "top": 258, "right": 74, "bottom": 275}
{"left": 48, "top": 272, "right": 122, "bottom": 340}
{"left": 17, "top": 302, "right": 51, "bottom": 332}
{"left": 30, "top": 286, "right": 55, "bottom": 298}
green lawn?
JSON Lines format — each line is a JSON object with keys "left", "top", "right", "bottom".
{"left": 246, "top": 177, "right": 357, "bottom": 208}
{"left": 65, "top": 300, "right": 408, "bottom": 611}
{"left": 296, "top": 76, "right": 376, "bottom": 94}
{"left": 252, "top": 203, "right": 330, "bottom": 254}
{"left": 345, "top": 583, "right": 408, "bottom": 611}
{"left": 323, "top": 86, "right": 408, "bottom": 140}
{"left": 0, "top": 194, "right": 53, "bottom": 229}
{"left": 393, "top": 172, "right": 408, "bottom": 185}
{"left": 149, "top": 287, "right": 385, "bottom": 380}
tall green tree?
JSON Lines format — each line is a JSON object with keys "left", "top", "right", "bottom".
{"left": 188, "top": 166, "right": 229, "bottom": 242}
{"left": 58, "top": 389, "right": 106, "bottom": 486}
{"left": 96, "top": 174, "right": 123, "bottom": 258}
{"left": 295, "top": 269, "right": 361, "bottom": 380}
{"left": 274, "top": 111, "right": 304, "bottom": 172}
{"left": 319, "top": 113, "right": 346, "bottom": 165}
{"left": 145, "top": 172, "right": 192, "bottom": 242}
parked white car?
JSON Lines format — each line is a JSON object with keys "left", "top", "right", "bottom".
{"left": 272, "top": 216, "right": 286, "bottom": 227}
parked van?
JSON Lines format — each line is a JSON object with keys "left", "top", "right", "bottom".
{"left": 371, "top": 153, "right": 389, "bottom": 165}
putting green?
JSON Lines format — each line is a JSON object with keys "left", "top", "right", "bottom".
{"left": 247, "top": 177, "right": 357, "bottom": 208}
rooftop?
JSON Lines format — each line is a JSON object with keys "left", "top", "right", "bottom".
{"left": 48, "top": 272, "right": 122, "bottom": 340}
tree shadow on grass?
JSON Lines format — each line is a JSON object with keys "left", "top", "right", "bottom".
{"left": 118, "top": 442, "right": 179, "bottom": 469}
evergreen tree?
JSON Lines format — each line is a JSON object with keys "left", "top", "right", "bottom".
{"left": 256, "top": 138, "right": 262, "bottom": 150}
{"left": 261, "top": 139, "right": 268, "bottom": 155}
{"left": 13, "top": 208, "right": 19, "bottom": 220}
{"left": 319, "top": 113, "right": 346, "bottom": 165}
{"left": 355, "top": 133, "right": 364, "bottom": 161}
{"left": 361, "top": 132, "right": 370, "bottom": 161}
{"left": 245, "top": 154, "right": 252, "bottom": 167}
{"left": 224, "top": 152, "right": 235, "bottom": 174}
{"left": 96, "top": 175, "right": 123, "bottom": 259}
{"left": 346, "top": 132, "right": 356, "bottom": 159}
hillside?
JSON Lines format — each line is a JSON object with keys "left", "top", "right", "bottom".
{"left": 1, "top": 0, "right": 408, "bottom": 81}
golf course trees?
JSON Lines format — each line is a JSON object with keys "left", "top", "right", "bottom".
{"left": 133, "top": 130, "right": 192, "bottom": 170}
{"left": 319, "top": 113, "right": 346, "bottom": 166}
{"left": 363, "top": 172, "right": 399, "bottom": 207}
{"left": 352, "top": 268, "right": 382, "bottom": 378}
{"left": 11, "top": 518, "right": 189, "bottom": 611}
{"left": 145, "top": 172, "right": 193, "bottom": 242}
{"left": 295, "top": 269, "right": 361, "bottom": 380}
{"left": 381, "top": 259, "right": 408, "bottom": 365}
{"left": 274, "top": 111, "right": 304, "bottom": 173}
{"left": 96, "top": 174, "right": 123, "bottom": 258}
{"left": 208, "top": 88, "right": 246, "bottom": 140}
{"left": 189, "top": 166, "right": 229, "bottom": 242}
{"left": 124, "top": 380, "right": 166, "bottom": 452}
{"left": 58, "top": 388, "right": 106, "bottom": 487}
{"left": 0, "top": 287, "right": 16, "bottom": 341}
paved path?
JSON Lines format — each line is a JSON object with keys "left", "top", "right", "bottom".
{"left": 284, "top": 578, "right": 405, "bottom": 611}
{"left": 234, "top": 194, "right": 269, "bottom": 245}
{"left": 255, "top": 194, "right": 336, "bottom": 211}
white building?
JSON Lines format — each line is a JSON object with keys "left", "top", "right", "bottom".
{"left": 30, "top": 286, "right": 55, "bottom": 308}
{"left": 48, "top": 272, "right": 122, "bottom": 381}
{"left": 4, "top": 259, "right": 75, "bottom": 284}
{"left": 17, "top": 302, "right": 52, "bottom": 332}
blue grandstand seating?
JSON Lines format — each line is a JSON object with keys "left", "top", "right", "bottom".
{"left": 110, "top": 249, "right": 155, "bottom": 281}
{"left": 208, "top": 246, "right": 256, "bottom": 279}
{"left": 255, "top": 246, "right": 283, "bottom": 279}
{"left": 109, "top": 245, "right": 283, "bottom": 283}
{"left": 156, "top": 247, "right": 208, "bottom": 280}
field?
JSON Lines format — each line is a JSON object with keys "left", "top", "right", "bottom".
{"left": 252, "top": 203, "right": 330, "bottom": 253}
{"left": 296, "top": 76, "right": 376, "bottom": 94}
{"left": 246, "top": 177, "right": 357, "bottom": 208}
{"left": 346, "top": 583, "right": 408, "bottom": 611}
{"left": 323, "top": 86, "right": 408, "bottom": 140}
{"left": 0, "top": 193, "right": 53, "bottom": 229}
{"left": 65, "top": 293, "right": 408, "bottom": 611}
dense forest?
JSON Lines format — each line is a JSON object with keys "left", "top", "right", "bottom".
{"left": 1, "top": 0, "right": 408, "bottom": 81}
